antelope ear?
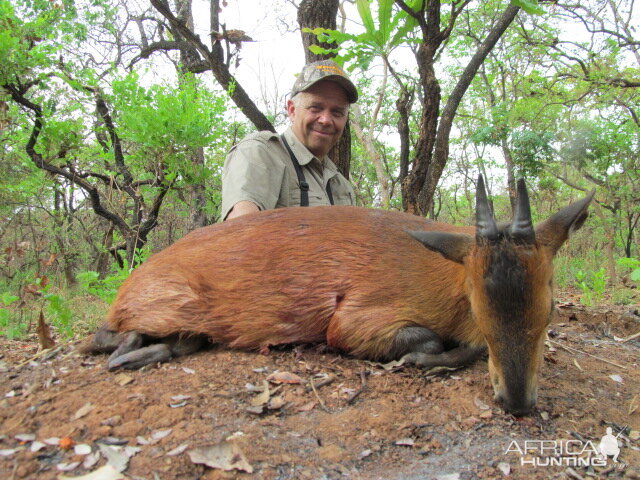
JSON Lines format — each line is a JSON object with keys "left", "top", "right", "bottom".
{"left": 535, "top": 190, "right": 595, "bottom": 255}
{"left": 407, "top": 231, "right": 474, "bottom": 264}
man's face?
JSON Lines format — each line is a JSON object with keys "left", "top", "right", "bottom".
{"left": 287, "top": 80, "right": 350, "bottom": 158}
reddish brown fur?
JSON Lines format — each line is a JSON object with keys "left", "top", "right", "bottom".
{"left": 107, "top": 206, "right": 481, "bottom": 360}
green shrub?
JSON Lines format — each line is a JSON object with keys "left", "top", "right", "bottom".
{"left": 0, "top": 292, "right": 24, "bottom": 339}
{"left": 575, "top": 268, "right": 608, "bottom": 306}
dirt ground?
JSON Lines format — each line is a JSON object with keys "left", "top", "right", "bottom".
{"left": 1, "top": 301, "right": 639, "bottom": 480}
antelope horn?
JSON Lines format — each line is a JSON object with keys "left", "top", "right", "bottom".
{"left": 510, "top": 178, "right": 535, "bottom": 244}
{"left": 476, "top": 175, "right": 498, "bottom": 241}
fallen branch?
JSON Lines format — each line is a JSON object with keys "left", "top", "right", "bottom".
{"left": 15, "top": 346, "right": 64, "bottom": 370}
{"left": 617, "top": 331, "right": 640, "bottom": 343}
{"left": 309, "top": 377, "right": 330, "bottom": 413}
{"left": 548, "top": 339, "right": 628, "bottom": 370}
{"left": 305, "top": 374, "right": 335, "bottom": 392}
{"left": 346, "top": 370, "right": 368, "bottom": 405}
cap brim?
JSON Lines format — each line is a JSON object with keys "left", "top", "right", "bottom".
{"left": 294, "top": 75, "right": 358, "bottom": 103}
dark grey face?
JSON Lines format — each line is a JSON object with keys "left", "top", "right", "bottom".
{"left": 483, "top": 239, "right": 532, "bottom": 413}
{"left": 477, "top": 231, "right": 552, "bottom": 416}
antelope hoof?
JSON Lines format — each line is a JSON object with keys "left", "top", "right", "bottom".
{"left": 401, "top": 344, "right": 486, "bottom": 369}
{"left": 107, "top": 344, "right": 172, "bottom": 370}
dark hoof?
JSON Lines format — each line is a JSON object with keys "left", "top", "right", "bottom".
{"left": 107, "top": 344, "right": 172, "bottom": 370}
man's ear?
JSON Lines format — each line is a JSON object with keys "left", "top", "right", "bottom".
{"left": 286, "top": 99, "right": 296, "bottom": 119}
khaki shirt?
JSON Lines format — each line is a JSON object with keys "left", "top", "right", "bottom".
{"left": 221, "top": 127, "right": 355, "bottom": 220}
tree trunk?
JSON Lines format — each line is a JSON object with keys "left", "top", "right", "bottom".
{"left": 298, "top": 0, "right": 340, "bottom": 61}
{"left": 297, "top": 0, "right": 351, "bottom": 179}
{"left": 175, "top": 0, "right": 209, "bottom": 229}
{"left": 402, "top": 2, "right": 521, "bottom": 216}
{"left": 187, "top": 147, "right": 209, "bottom": 230}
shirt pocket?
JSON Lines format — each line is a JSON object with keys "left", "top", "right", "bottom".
{"left": 329, "top": 179, "right": 354, "bottom": 206}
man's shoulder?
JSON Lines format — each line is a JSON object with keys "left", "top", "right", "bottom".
{"left": 235, "top": 130, "right": 282, "bottom": 148}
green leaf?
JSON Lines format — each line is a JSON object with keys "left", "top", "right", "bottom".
{"left": 309, "top": 44, "right": 330, "bottom": 55}
{"left": 510, "top": 0, "right": 545, "bottom": 15}
{"left": 378, "top": 0, "right": 394, "bottom": 44}
{"left": 357, "top": 0, "right": 375, "bottom": 34}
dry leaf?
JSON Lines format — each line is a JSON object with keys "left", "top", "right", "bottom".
{"left": 83, "top": 451, "right": 101, "bottom": 469}
{"left": 37, "top": 311, "right": 56, "bottom": 350}
{"left": 395, "top": 438, "right": 415, "bottom": 447}
{"left": 151, "top": 429, "right": 172, "bottom": 442}
{"left": 114, "top": 374, "right": 134, "bottom": 386}
{"left": 57, "top": 461, "right": 81, "bottom": 472}
{"left": 73, "top": 403, "right": 95, "bottom": 421}
{"left": 250, "top": 381, "right": 270, "bottom": 407}
{"left": 296, "top": 401, "right": 316, "bottom": 412}
{"left": 188, "top": 441, "right": 253, "bottom": 473}
{"left": 267, "top": 396, "right": 286, "bottom": 410}
{"left": 474, "top": 397, "right": 490, "bottom": 411}
{"left": 15, "top": 433, "right": 36, "bottom": 442}
{"left": 42, "top": 253, "right": 57, "bottom": 269}
{"left": 378, "top": 358, "right": 405, "bottom": 370}
{"left": 359, "top": 449, "right": 372, "bottom": 459}
{"left": 497, "top": 462, "right": 511, "bottom": 475}
{"left": 30, "top": 441, "right": 46, "bottom": 452}
{"left": 58, "top": 464, "right": 129, "bottom": 480}
{"left": 266, "top": 371, "right": 303, "bottom": 384}
{"left": 74, "top": 444, "right": 92, "bottom": 455}
{"left": 166, "top": 444, "right": 189, "bottom": 456}
{"left": 97, "top": 444, "right": 130, "bottom": 472}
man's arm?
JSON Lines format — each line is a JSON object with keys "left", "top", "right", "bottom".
{"left": 220, "top": 134, "right": 285, "bottom": 221}
{"left": 225, "top": 200, "right": 260, "bottom": 220}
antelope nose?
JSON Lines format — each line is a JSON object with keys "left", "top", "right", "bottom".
{"left": 496, "top": 395, "right": 536, "bottom": 417}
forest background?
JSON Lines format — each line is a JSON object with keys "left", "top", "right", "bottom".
{"left": 0, "top": 0, "right": 638, "bottom": 342}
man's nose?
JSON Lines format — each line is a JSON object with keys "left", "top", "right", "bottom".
{"left": 316, "top": 110, "right": 331, "bottom": 124}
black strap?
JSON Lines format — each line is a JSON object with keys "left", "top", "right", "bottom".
{"left": 281, "top": 135, "right": 309, "bottom": 207}
{"left": 326, "top": 180, "right": 334, "bottom": 205}
{"left": 281, "top": 135, "right": 335, "bottom": 207}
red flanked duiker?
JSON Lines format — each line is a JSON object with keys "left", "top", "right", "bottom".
{"left": 82, "top": 176, "right": 593, "bottom": 416}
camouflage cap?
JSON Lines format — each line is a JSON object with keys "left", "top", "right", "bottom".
{"left": 291, "top": 59, "right": 358, "bottom": 103}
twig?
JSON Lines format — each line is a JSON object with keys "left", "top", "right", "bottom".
{"left": 309, "top": 377, "right": 330, "bottom": 412}
{"left": 618, "top": 331, "right": 640, "bottom": 343}
{"left": 14, "top": 346, "right": 63, "bottom": 370}
{"left": 565, "top": 467, "right": 586, "bottom": 480}
{"left": 346, "top": 370, "right": 368, "bottom": 405}
{"left": 548, "top": 339, "right": 628, "bottom": 370}
{"left": 305, "top": 375, "right": 335, "bottom": 392}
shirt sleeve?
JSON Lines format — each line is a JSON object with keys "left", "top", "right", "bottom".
{"left": 221, "top": 138, "right": 286, "bottom": 220}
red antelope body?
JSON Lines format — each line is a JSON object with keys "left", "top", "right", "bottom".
{"left": 84, "top": 177, "right": 593, "bottom": 415}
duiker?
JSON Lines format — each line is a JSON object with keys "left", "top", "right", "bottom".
{"left": 83, "top": 176, "right": 593, "bottom": 415}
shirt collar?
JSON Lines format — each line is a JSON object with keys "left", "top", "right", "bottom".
{"left": 283, "top": 127, "right": 321, "bottom": 167}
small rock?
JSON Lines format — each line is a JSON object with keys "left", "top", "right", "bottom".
{"left": 395, "top": 438, "right": 415, "bottom": 447}
{"left": 497, "top": 462, "right": 511, "bottom": 475}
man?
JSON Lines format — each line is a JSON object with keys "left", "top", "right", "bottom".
{"left": 221, "top": 59, "right": 358, "bottom": 220}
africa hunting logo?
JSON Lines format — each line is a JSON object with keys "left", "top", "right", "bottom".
{"left": 505, "top": 427, "right": 624, "bottom": 468}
